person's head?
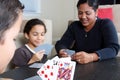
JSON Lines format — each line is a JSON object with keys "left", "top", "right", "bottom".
{"left": 0, "top": 0, "right": 24, "bottom": 73}
{"left": 77, "top": 0, "right": 100, "bottom": 27}
{"left": 23, "top": 19, "right": 47, "bottom": 49}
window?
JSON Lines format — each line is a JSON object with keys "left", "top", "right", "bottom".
{"left": 20, "top": 0, "right": 41, "bottom": 13}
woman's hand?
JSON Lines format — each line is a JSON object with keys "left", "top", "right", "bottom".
{"left": 58, "top": 49, "right": 69, "bottom": 58}
{"left": 71, "top": 51, "right": 96, "bottom": 64}
{"left": 29, "top": 50, "right": 45, "bottom": 64}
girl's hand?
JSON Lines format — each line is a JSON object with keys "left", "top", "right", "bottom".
{"left": 29, "top": 50, "right": 45, "bottom": 64}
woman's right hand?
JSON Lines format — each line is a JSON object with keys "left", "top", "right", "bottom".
{"left": 59, "top": 49, "right": 68, "bottom": 58}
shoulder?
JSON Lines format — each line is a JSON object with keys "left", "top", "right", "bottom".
{"left": 68, "top": 20, "right": 83, "bottom": 29}
{"left": 15, "top": 45, "right": 29, "bottom": 53}
{"left": 16, "top": 45, "right": 27, "bottom": 51}
{"left": 96, "top": 18, "right": 117, "bottom": 33}
{"left": 70, "top": 20, "right": 81, "bottom": 26}
{"left": 97, "top": 18, "right": 113, "bottom": 25}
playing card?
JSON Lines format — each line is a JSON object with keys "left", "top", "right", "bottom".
{"left": 29, "top": 63, "right": 44, "bottom": 68}
{"left": 64, "top": 49, "right": 75, "bottom": 56}
{"left": 57, "top": 58, "right": 76, "bottom": 80}
{"left": 37, "top": 60, "right": 58, "bottom": 80}
{"left": 34, "top": 44, "right": 53, "bottom": 55}
{"left": 24, "top": 75, "right": 42, "bottom": 80}
{"left": 0, "top": 78, "right": 13, "bottom": 80}
{"left": 37, "top": 56, "right": 76, "bottom": 80}
{"left": 50, "top": 56, "right": 59, "bottom": 65}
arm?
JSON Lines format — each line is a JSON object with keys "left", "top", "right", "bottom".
{"left": 72, "top": 52, "right": 99, "bottom": 64}
{"left": 55, "top": 23, "right": 75, "bottom": 57}
{"left": 72, "top": 19, "right": 119, "bottom": 64}
{"left": 12, "top": 48, "right": 29, "bottom": 67}
{"left": 96, "top": 19, "right": 119, "bottom": 60}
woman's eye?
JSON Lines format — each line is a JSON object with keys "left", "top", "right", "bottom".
{"left": 86, "top": 12, "right": 91, "bottom": 15}
{"left": 78, "top": 12, "right": 83, "bottom": 15}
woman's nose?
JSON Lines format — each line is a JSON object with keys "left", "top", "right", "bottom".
{"left": 81, "top": 13, "right": 86, "bottom": 18}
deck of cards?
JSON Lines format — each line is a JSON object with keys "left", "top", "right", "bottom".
{"left": 34, "top": 44, "right": 53, "bottom": 55}
{"left": 37, "top": 56, "right": 76, "bottom": 80}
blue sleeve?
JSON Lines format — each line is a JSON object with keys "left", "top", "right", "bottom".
{"left": 96, "top": 19, "right": 120, "bottom": 60}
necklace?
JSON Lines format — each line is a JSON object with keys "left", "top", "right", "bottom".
{"left": 85, "top": 32, "right": 87, "bottom": 37}
{"left": 85, "top": 33, "right": 87, "bottom": 37}
{"left": 84, "top": 28, "right": 88, "bottom": 38}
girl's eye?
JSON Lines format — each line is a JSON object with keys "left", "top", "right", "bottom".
{"left": 33, "top": 33, "right": 38, "bottom": 36}
{"left": 13, "top": 38, "right": 16, "bottom": 41}
{"left": 41, "top": 32, "right": 45, "bottom": 36}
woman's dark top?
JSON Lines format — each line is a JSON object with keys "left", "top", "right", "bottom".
{"left": 55, "top": 18, "right": 120, "bottom": 61}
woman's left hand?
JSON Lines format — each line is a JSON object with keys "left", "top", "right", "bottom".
{"left": 71, "top": 51, "right": 93, "bottom": 64}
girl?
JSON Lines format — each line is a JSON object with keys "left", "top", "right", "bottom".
{"left": 12, "top": 19, "right": 47, "bottom": 67}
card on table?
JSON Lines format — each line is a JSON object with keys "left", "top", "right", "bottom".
{"left": 34, "top": 44, "right": 53, "bottom": 55}
{"left": 29, "top": 63, "right": 44, "bottom": 68}
{"left": 0, "top": 78, "right": 13, "bottom": 80}
{"left": 24, "top": 75, "right": 42, "bottom": 80}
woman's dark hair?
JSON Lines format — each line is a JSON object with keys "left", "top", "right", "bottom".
{"left": 0, "top": 0, "right": 24, "bottom": 43}
{"left": 77, "top": 0, "right": 100, "bottom": 11}
{"left": 23, "top": 19, "right": 47, "bottom": 34}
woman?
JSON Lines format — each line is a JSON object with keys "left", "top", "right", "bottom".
{"left": 0, "top": 0, "right": 24, "bottom": 73}
{"left": 55, "top": 0, "right": 119, "bottom": 64}
{"left": 12, "top": 19, "right": 47, "bottom": 67}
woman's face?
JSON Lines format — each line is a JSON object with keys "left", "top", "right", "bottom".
{"left": 78, "top": 3, "right": 98, "bottom": 28}
{"left": 26, "top": 25, "right": 46, "bottom": 49}
{"left": 0, "top": 12, "right": 23, "bottom": 72}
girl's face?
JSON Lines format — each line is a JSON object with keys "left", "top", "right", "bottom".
{"left": 78, "top": 3, "right": 98, "bottom": 28}
{"left": 25, "top": 25, "right": 46, "bottom": 49}
{"left": 0, "top": 12, "right": 22, "bottom": 73}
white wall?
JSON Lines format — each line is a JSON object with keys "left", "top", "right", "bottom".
{"left": 23, "top": 0, "right": 79, "bottom": 44}
{"left": 40, "top": 0, "right": 78, "bottom": 43}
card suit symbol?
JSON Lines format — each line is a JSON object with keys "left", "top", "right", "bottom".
{"left": 44, "top": 74, "right": 48, "bottom": 78}
{"left": 47, "top": 65, "right": 50, "bottom": 69}
{"left": 50, "top": 72, "right": 53, "bottom": 76}
{"left": 60, "top": 63, "right": 63, "bottom": 67}
{"left": 52, "top": 66, "right": 53, "bottom": 69}
{"left": 41, "top": 70, "right": 44, "bottom": 74}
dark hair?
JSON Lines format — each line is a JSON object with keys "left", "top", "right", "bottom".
{"left": 77, "top": 0, "right": 100, "bottom": 11}
{"left": 23, "top": 19, "right": 47, "bottom": 34}
{"left": 0, "top": 0, "right": 24, "bottom": 42}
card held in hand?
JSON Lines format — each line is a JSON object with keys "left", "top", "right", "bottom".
{"left": 37, "top": 56, "right": 76, "bottom": 80}
{"left": 64, "top": 49, "right": 75, "bottom": 56}
{"left": 34, "top": 44, "right": 53, "bottom": 55}
{"left": 57, "top": 58, "right": 76, "bottom": 80}
{"left": 37, "top": 60, "right": 59, "bottom": 80}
